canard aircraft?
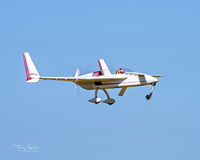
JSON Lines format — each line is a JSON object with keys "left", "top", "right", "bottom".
{"left": 23, "top": 52, "right": 162, "bottom": 105}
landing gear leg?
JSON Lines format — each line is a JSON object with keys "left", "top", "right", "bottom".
{"left": 88, "top": 88, "right": 102, "bottom": 104}
{"left": 102, "top": 89, "right": 116, "bottom": 105}
{"left": 146, "top": 83, "right": 156, "bottom": 100}
{"left": 95, "top": 88, "right": 98, "bottom": 98}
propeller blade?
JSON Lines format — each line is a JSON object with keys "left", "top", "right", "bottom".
{"left": 75, "top": 67, "right": 80, "bottom": 78}
{"left": 75, "top": 83, "right": 78, "bottom": 88}
{"left": 74, "top": 67, "right": 81, "bottom": 93}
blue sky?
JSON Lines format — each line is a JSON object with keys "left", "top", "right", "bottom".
{"left": 0, "top": 0, "right": 200, "bottom": 159}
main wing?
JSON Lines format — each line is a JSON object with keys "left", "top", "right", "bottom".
{"left": 40, "top": 76, "right": 126, "bottom": 83}
{"left": 39, "top": 77, "right": 76, "bottom": 81}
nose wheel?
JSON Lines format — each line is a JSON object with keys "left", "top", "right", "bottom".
{"left": 146, "top": 83, "right": 156, "bottom": 100}
{"left": 146, "top": 93, "right": 152, "bottom": 100}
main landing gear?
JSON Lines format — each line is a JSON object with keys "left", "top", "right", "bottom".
{"left": 88, "top": 88, "right": 115, "bottom": 105}
{"left": 88, "top": 88, "right": 102, "bottom": 104}
{"left": 146, "top": 83, "right": 157, "bottom": 100}
{"left": 102, "top": 89, "right": 116, "bottom": 105}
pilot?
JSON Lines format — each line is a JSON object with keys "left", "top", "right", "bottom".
{"left": 115, "top": 68, "right": 124, "bottom": 74}
{"left": 119, "top": 68, "right": 124, "bottom": 74}
{"left": 115, "top": 69, "right": 119, "bottom": 74}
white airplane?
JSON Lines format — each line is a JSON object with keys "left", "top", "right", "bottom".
{"left": 23, "top": 52, "right": 162, "bottom": 105}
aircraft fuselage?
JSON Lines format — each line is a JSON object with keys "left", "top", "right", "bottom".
{"left": 77, "top": 73, "right": 158, "bottom": 90}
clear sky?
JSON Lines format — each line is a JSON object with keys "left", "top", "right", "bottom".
{"left": 0, "top": 0, "right": 200, "bottom": 159}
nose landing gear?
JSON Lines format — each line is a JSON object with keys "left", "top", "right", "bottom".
{"left": 146, "top": 83, "right": 157, "bottom": 100}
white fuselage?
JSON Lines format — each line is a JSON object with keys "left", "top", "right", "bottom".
{"left": 77, "top": 73, "right": 158, "bottom": 90}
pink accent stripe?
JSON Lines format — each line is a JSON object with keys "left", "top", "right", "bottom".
{"left": 23, "top": 53, "right": 31, "bottom": 81}
{"left": 98, "top": 59, "right": 104, "bottom": 75}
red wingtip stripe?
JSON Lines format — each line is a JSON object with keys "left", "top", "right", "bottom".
{"left": 23, "top": 53, "right": 31, "bottom": 81}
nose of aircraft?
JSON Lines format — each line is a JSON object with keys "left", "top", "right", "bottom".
{"left": 144, "top": 75, "right": 159, "bottom": 84}
{"left": 151, "top": 76, "right": 159, "bottom": 83}
{"left": 146, "top": 75, "right": 159, "bottom": 83}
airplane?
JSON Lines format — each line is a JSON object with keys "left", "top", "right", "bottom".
{"left": 23, "top": 52, "right": 162, "bottom": 105}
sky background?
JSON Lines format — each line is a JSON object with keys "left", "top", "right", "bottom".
{"left": 0, "top": 0, "right": 200, "bottom": 159}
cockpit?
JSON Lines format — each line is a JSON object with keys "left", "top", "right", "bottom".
{"left": 92, "top": 71, "right": 103, "bottom": 77}
{"left": 92, "top": 68, "right": 125, "bottom": 76}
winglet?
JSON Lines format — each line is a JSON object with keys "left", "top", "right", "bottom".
{"left": 23, "top": 52, "right": 40, "bottom": 83}
{"left": 98, "top": 59, "right": 111, "bottom": 76}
